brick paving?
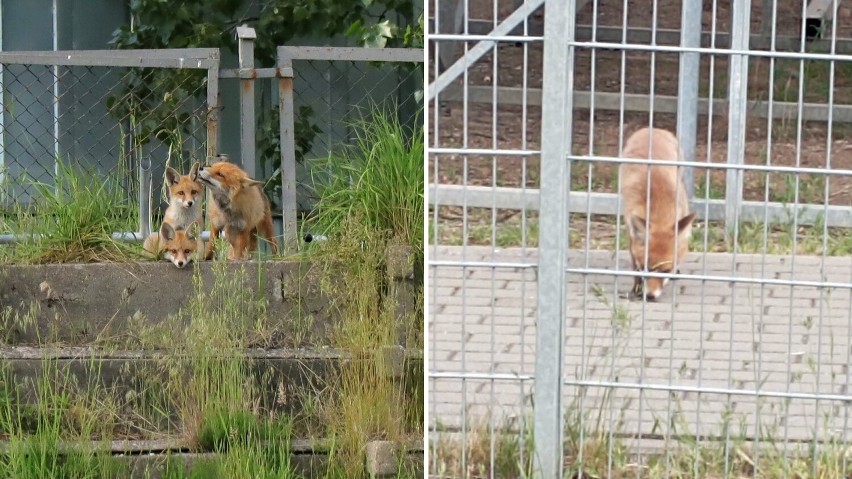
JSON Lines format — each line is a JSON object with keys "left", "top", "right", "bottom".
{"left": 429, "top": 245, "right": 852, "bottom": 444}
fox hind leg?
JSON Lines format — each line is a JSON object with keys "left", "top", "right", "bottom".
{"left": 257, "top": 215, "right": 278, "bottom": 254}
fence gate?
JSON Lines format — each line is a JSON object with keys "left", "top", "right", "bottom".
{"left": 430, "top": 0, "right": 852, "bottom": 477}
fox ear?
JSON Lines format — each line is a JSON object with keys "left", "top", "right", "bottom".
{"left": 628, "top": 216, "right": 647, "bottom": 243}
{"left": 189, "top": 162, "right": 200, "bottom": 180}
{"left": 675, "top": 212, "right": 696, "bottom": 235}
{"left": 160, "top": 223, "right": 176, "bottom": 241}
{"left": 240, "top": 178, "right": 263, "bottom": 188}
{"left": 165, "top": 167, "right": 179, "bottom": 185}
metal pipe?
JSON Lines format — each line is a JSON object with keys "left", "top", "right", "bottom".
{"left": 677, "top": 0, "right": 702, "bottom": 199}
{"left": 724, "top": 0, "right": 752, "bottom": 237}
{"left": 534, "top": 0, "right": 575, "bottom": 475}
{"left": 237, "top": 25, "right": 257, "bottom": 179}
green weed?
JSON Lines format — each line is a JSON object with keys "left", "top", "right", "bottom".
{"left": 1, "top": 160, "right": 140, "bottom": 264}
{"left": 306, "top": 102, "right": 424, "bottom": 256}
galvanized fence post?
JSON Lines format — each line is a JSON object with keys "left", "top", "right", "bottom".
{"left": 725, "top": 0, "right": 751, "bottom": 236}
{"left": 535, "top": 0, "right": 576, "bottom": 476}
{"left": 677, "top": 0, "right": 702, "bottom": 199}
{"left": 237, "top": 25, "right": 257, "bottom": 179}
{"left": 276, "top": 49, "right": 298, "bottom": 252}
{"left": 138, "top": 137, "right": 151, "bottom": 239}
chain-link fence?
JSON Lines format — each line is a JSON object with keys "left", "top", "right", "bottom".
{"left": 1, "top": 45, "right": 423, "bottom": 246}
{"left": 0, "top": 49, "right": 219, "bottom": 238}
{"left": 429, "top": 0, "right": 852, "bottom": 477}
{"left": 276, "top": 46, "right": 424, "bottom": 244}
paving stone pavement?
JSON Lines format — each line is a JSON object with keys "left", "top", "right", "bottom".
{"left": 429, "top": 245, "right": 852, "bottom": 444}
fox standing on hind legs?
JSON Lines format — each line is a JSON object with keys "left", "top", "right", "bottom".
{"left": 197, "top": 156, "right": 278, "bottom": 260}
{"left": 619, "top": 127, "right": 696, "bottom": 301}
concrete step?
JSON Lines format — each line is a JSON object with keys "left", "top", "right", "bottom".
{"left": 0, "top": 257, "right": 420, "bottom": 347}
{"left": 1, "top": 346, "right": 424, "bottom": 439}
{"left": 0, "top": 437, "right": 424, "bottom": 479}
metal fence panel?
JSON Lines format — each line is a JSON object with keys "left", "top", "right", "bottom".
{"left": 0, "top": 49, "right": 219, "bottom": 240}
{"left": 429, "top": 0, "right": 852, "bottom": 476}
{"left": 428, "top": 0, "right": 543, "bottom": 476}
{"left": 277, "top": 46, "right": 424, "bottom": 247}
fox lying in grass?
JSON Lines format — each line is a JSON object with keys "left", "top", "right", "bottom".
{"left": 197, "top": 158, "right": 278, "bottom": 260}
{"left": 142, "top": 222, "right": 202, "bottom": 269}
{"left": 619, "top": 127, "right": 696, "bottom": 300}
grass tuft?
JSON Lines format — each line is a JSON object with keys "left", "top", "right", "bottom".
{"left": 2, "top": 160, "right": 140, "bottom": 264}
{"left": 307, "top": 103, "right": 424, "bottom": 256}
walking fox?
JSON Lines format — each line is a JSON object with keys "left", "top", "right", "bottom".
{"left": 619, "top": 127, "right": 695, "bottom": 300}
{"left": 197, "top": 159, "right": 279, "bottom": 260}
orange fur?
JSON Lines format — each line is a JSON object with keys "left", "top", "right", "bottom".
{"left": 142, "top": 222, "right": 203, "bottom": 269}
{"left": 619, "top": 127, "right": 695, "bottom": 300}
{"left": 197, "top": 160, "right": 278, "bottom": 260}
{"left": 163, "top": 162, "right": 203, "bottom": 230}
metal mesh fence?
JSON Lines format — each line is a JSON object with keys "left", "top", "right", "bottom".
{"left": 0, "top": 51, "right": 215, "bottom": 220}
{"left": 287, "top": 55, "right": 424, "bottom": 213}
{"left": 429, "top": 0, "right": 852, "bottom": 477}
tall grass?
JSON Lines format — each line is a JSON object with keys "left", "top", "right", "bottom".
{"left": 307, "top": 218, "right": 423, "bottom": 478}
{"left": 307, "top": 103, "right": 424, "bottom": 255}
{"left": 2, "top": 160, "right": 140, "bottom": 264}
{"left": 0, "top": 363, "right": 126, "bottom": 478}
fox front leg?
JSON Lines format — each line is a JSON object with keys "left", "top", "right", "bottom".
{"left": 631, "top": 275, "right": 644, "bottom": 298}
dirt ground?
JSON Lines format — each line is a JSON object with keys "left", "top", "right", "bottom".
{"left": 429, "top": 0, "right": 852, "bottom": 219}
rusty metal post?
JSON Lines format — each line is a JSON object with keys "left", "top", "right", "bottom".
{"left": 277, "top": 49, "right": 298, "bottom": 252}
{"left": 205, "top": 51, "right": 221, "bottom": 254}
{"left": 237, "top": 25, "right": 257, "bottom": 179}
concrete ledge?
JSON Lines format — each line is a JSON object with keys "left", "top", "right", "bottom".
{"left": 2, "top": 347, "right": 423, "bottom": 420}
{"left": 0, "top": 256, "right": 420, "bottom": 347}
{"left": 0, "top": 438, "right": 424, "bottom": 479}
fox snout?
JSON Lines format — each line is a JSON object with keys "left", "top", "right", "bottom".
{"left": 632, "top": 269, "right": 680, "bottom": 301}
{"left": 184, "top": 200, "right": 194, "bottom": 208}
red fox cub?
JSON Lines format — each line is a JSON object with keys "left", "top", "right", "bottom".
{"left": 619, "top": 127, "right": 696, "bottom": 300}
{"left": 142, "top": 222, "right": 201, "bottom": 269}
{"left": 197, "top": 159, "right": 278, "bottom": 260}
{"left": 163, "top": 161, "right": 203, "bottom": 230}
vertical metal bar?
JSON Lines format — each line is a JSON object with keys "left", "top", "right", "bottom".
{"left": 277, "top": 51, "right": 298, "bottom": 252}
{"left": 534, "top": 0, "right": 575, "bottom": 476}
{"left": 0, "top": 0, "right": 5, "bottom": 201}
{"left": 677, "top": 0, "right": 701, "bottom": 199}
{"left": 206, "top": 63, "right": 220, "bottom": 162}
{"left": 761, "top": 0, "right": 774, "bottom": 38}
{"left": 237, "top": 26, "right": 257, "bottom": 179}
{"left": 205, "top": 59, "right": 220, "bottom": 245}
{"left": 724, "top": 0, "right": 751, "bottom": 237}
{"left": 52, "top": 0, "right": 59, "bottom": 180}
{"left": 138, "top": 147, "right": 151, "bottom": 238}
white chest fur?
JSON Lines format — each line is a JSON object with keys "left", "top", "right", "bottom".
{"left": 165, "top": 199, "right": 202, "bottom": 229}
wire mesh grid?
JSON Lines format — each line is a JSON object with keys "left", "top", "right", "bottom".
{"left": 0, "top": 59, "right": 209, "bottom": 213}
{"left": 429, "top": 0, "right": 852, "bottom": 477}
{"left": 428, "top": 0, "right": 542, "bottom": 476}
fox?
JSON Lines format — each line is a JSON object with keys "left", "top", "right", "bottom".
{"left": 163, "top": 161, "right": 204, "bottom": 231}
{"left": 142, "top": 222, "right": 202, "bottom": 269}
{"left": 619, "top": 127, "right": 696, "bottom": 300}
{"left": 197, "top": 159, "right": 278, "bottom": 260}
